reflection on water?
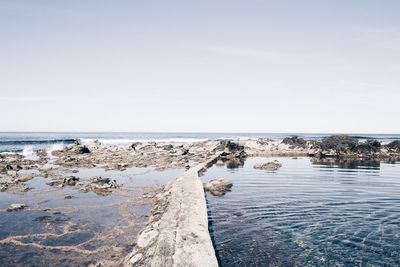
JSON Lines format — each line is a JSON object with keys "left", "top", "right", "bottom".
{"left": 202, "top": 157, "right": 400, "bottom": 266}
{"left": 0, "top": 167, "right": 183, "bottom": 266}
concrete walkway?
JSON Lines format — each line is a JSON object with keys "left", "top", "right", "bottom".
{"left": 125, "top": 156, "right": 220, "bottom": 267}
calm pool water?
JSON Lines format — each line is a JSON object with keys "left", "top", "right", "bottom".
{"left": 0, "top": 167, "right": 183, "bottom": 266}
{"left": 202, "top": 157, "right": 400, "bottom": 266}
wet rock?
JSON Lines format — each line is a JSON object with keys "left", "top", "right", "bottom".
{"left": 90, "top": 176, "right": 118, "bottom": 189}
{"left": 77, "top": 145, "right": 90, "bottom": 154}
{"left": 47, "top": 181, "right": 63, "bottom": 187}
{"left": 5, "top": 164, "right": 13, "bottom": 170}
{"left": 320, "top": 135, "right": 358, "bottom": 152}
{"left": 63, "top": 176, "right": 79, "bottom": 186}
{"left": 386, "top": 140, "right": 400, "bottom": 151}
{"left": 353, "top": 140, "right": 381, "bottom": 154}
{"left": 253, "top": 160, "right": 282, "bottom": 171}
{"left": 282, "top": 136, "right": 307, "bottom": 148}
{"left": 203, "top": 179, "right": 233, "bottom": 196}
{"left": 7, "top": 203, "right": 26, "bottom": 212}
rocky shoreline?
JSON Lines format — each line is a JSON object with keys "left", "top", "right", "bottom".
{"left": 1, "top": 135, "right": 399, "bottom": 266}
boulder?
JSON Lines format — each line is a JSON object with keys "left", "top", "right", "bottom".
{"left": 63, "top": 176, "right": 79, "bottom": 186}
{"left": 254, "top": 160, "right": 282, "bottom": 171}
{"left": 77, "top": 145, "right": 90, "bottom": 154}
{"left": 203, "top": 179, "right": 233, "bottom": 196}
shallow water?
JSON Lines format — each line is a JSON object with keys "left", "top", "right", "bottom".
{"left": 0, "top": 167, "right": 183, "bottom": 266}
{"left": 202, "top": 157, "right": 400, "bottom": 266}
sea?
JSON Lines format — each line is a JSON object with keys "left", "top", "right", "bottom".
{"left": 1, "top": 132, "right": 399, "bottom": 154}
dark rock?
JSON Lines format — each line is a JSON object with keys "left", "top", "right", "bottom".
{"left": 63, "top": 176, "right": 79, "bottom": 186}
{"left": 282, "top": 136, "right": 307, "bottom": 148}
{"left": 215, "top": 140, "right": 247, "bottom": 159}
{"left": 77, "top": 145, "right": 90, "bottom": 154}
{"left": 161, "top": 144, "right": 174, "bottom": 151}
{"left": 353, "top": 140, "right": 381, "bottom": 154}
{"left": 386, "top": 140, "right": 400, "bottom": 151}
{"left": 5, "top": 165, "right": 13, "bottom": 170}
{"left": 320, "top": 135, "right": 358, "bottom": 152}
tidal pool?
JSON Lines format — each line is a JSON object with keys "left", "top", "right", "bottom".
{"left": 202, "top": 157, "right": 400, "bottom": 266}
{"left": 0, "top": 167, "right": 183, "bottom": 266}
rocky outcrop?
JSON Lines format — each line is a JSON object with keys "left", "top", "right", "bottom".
{"left": 203, "top": 179, "right": 233, "bottom": 196}
{"left": 254, "top": 160, "right": 282, "bottom": 171}
{"left": 282, "top": 136, "right": 307, "bottom": 148}
{"left": 307, "top": 135, "right": 398, "bottom": 160}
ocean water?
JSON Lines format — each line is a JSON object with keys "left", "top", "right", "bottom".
{"left": 1, "top": 132, "right": 399, "bottom": 153}
{"left": 202, "top": 157, "right": 400, "bottom": 266}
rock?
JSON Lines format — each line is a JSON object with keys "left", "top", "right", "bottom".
{"left": 386, "top": 140, "right": 400, "bottom": 151}
{"left": 282, "top": 136, "right": 307, "bottom": 148}
{"left": 253, "top": 160, "right": 282, "bottom": 171}
{"left": 7, "top": 203, "right": 26, "bottom": 212}
{"left": 77, "top": 145, "right": 90, "bottom": 154}
{"left": 7, "top": 170, "right": 18, "bottom": 177}
{"left": 64, "top": 195, "right": 75, "bottom": 199}
{"left": 161, "top": 144, "right": 174, "bottom": 151}
{"left": 353, "top": 140, "right": 381, "bottom": 154}
{"left": 203, "top": 179, "right": 233, "bottom": 196}
{"left": 137, "top": 229, "right": 159, "bottom": 248}
{"left": 320, "top": 135, "right": 358, "bottom": 152}
{"left": 5, "top": 164, "right": 13, "bottom": 170}
{"left": 90, "top": 176, "right": 118, "bottom": 189}
{"left": 128, "top": 253, "right": 143, "bottom": 265}
{"left": 63, "top": 176, "right": 79, "bottom": 186}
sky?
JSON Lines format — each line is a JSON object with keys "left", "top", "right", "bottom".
{"left": 1, "top": 0, "right": 399, "bottom": 133}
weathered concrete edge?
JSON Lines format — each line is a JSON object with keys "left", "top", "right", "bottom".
{"left": 124, "top": 155, "right": 221, "bottom": 267}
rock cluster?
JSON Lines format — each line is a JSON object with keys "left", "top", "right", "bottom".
{"left": 308, "top": 135, "right": 399, "bottom": 160}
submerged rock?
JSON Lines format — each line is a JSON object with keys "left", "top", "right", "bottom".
{"left": 253, "top": 160, "right": 282, "bottom": 171}
{"left": 7, "top": 203, "right": 26, "bottom": 212}
{"left": 203, "top": 179, "right": 233, "bottom": 196}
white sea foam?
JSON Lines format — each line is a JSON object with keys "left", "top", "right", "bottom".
{"left": 47, "top": 143, "right": 65, "bottom": 158}
{"left": 21, "top": 146, "right": 39, "bottom": 160}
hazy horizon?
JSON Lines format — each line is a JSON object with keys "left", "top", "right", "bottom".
{"left": 1, "top": 0, "right": 400, "bottom": 133}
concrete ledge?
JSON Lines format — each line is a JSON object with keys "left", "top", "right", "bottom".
{"left": 125, "top": 156, "right": 220, "bottom": 267}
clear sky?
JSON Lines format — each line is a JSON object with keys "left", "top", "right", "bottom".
{"left": 1, "top": 0, "right": 399, "bottom": 133}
